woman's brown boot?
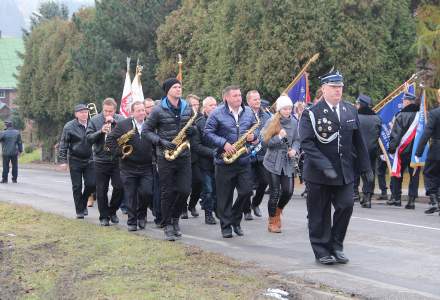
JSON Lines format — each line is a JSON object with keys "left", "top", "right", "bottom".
{"left": 268, "top": 217, "right": 281, "bottom": 233}
{"left": 275, "top": 208, "right": 283, "bottom": 231}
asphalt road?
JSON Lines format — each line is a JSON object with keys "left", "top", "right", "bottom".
{"left": 1, "top": 166, "right": 440, "bottom": 299}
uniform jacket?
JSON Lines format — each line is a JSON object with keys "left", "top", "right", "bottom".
{"left": 262, "top": 115, "right": 300, "bottom": 177}
{"left": 299, "top": 99, "right": 370, "bottom": 185}
{"left": 86, "top": 112, "right": 124, "bottom": 163}
{"left": 389, "top": 103, "right": 419, "bottom": 157}
{"left": 415, "top": 106, "right": 440, "bottom": 161}
{"left": 105, "top": 117, "right": 153, "bottom": 170}
{"left": 58, "top": 119, "right": 92, "bottom": 163}
{"left": 142, "top": 97, "right": 193, "bottom": 159}
{"left": 357, "top": 106, "right": 381, "bottom": 154}
{"left": 0, "top": 127, "right": 22, "bottom": 156}
{"left": 194, "top": 114, "right": 216, "bottom": 171}
{"left": 204, "top": 102, "right": 258, "bottom": 165}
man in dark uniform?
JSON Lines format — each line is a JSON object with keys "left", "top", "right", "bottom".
{"left": 58, "top": 104, "right": 95, "bottom": 218}
{"left": 143, "top": 78, "right": 194, "bottom": 241}
{"left": 415, "top": 89, "right": 440, "bottom": 214}
{"left": 106, "top": 101, "right": 154, "bottom": 231}
{"left": 387, "top": 92, "right": 420, "bottom": 209}
{"left": 299, "top": 70, "right": 372, "bottom": 265}
{"left": 0, "top": 121, "right": 22, "bottom": 183}
{"left": 86, "top": 98, "right": 125, "bottom": 226}
{"left": 354, "top": 94, "right": 381, "bottom": 208}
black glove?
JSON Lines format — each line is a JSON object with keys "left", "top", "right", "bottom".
{"left": 362, "top": 170, "right": 374, "bottom": 185}
{"left": 323, "top": 168, "right": 338, "bottom": 180}
{"left": 185, "top": 126, "right": 194, "bottom": 137}
{"left": 160, "top": 139, "right": 177, "bottom": 150}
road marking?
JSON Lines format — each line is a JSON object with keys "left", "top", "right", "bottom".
{"left": 352, "top": 216, "right": 440, "bottom": 231}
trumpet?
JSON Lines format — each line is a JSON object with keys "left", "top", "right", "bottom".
{"left": 87, "top": 103, "right": 98, "bottom": 118}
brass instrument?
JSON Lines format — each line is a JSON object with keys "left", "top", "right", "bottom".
{"left": 117, "top": 128, "right": 135, "bottom": 159}
{"left": 164, "top": 108, "right": 198, "bottom": 161}
{"left": 222, "top": 115, "right": 260, "bottom": 164}
{"left": 87, "top": 103, "right": 98, "bottom": 118}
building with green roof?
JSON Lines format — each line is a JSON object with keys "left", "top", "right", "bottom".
{"left": 0, "top": 34, "right": 24, "bottom": 119}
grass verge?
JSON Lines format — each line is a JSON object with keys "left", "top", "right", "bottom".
{"left": 0, "top": 202, "right": 283, "bottom": 299}
{"left": 18, "top": 148, "right": 42, "bottom": 164}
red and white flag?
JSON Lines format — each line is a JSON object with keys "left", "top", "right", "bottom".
{"left": 391, "top": 113, "right": 420, "bottom": 177}
{"left": 120, "top": 57, "right": 132, "bottom": 118}
{"left": 131, "top": 63, "right": 144, "bottom": 103}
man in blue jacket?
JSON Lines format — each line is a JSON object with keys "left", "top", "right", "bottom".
{"left": 205, "top": 85, "right": 258, "bottom": 238}
{"left": 0, "top": 121, "right": 23, "bottom": 183}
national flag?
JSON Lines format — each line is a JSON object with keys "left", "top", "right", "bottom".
{"left": 376, "top": 83, "right": 415, "bottom": 172}
{"left": 410, "top": 89, "right": 429, "bottom": 167}
{"left": 286, "top": 73, "right": 310, "bottom": 104}
{"left": 131, "top": 64, "right": 144, "bottom": 103}
{"left": 119, "top": 57, "right": 132, "bottom": 118}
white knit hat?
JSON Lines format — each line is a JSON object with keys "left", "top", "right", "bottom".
{"left": 276, "top": 95, "right": 293, "bottom": 112}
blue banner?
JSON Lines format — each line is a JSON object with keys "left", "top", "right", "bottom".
{"left": 377, "top": 83, "right": 415, "bottom": 169}
{"left": 287, "top": 73, "right": 308, "bottom": 104}
{"left": 410, "top": 90, "right": 429, "bottom": 167}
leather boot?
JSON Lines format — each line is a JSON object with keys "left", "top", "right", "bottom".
{"left": 172, "top": 218, "right": 182, "bottom": 238}
{"left": 361, "top": 193, "right": 371, "bottom": 208}
{"left": 164, "top": 225, "right": 176, "bottom": 241}
{"left": 204, "top": 210, "right": 216, "bottom": 225}
{"left": 268, "top": 216, "right": 280, "bottom": 233}
{"left": 387, "top": 195, "right": 401, "bottom": 206}
{"left": 405, "top": 196, "right": 416, "bottom": 209}
{"left": 275, "top": 208, "right": 283, "bottom": 231}
{"left": 425, "top": 194, "right": 439, "bottom": 214}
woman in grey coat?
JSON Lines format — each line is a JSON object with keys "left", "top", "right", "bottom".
{"left": 262, "top": 96, "right": 300, "bottom": 233}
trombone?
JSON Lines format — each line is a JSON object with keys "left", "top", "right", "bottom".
{"left": 87, "top": 103, "right": 98, "bottom": 118}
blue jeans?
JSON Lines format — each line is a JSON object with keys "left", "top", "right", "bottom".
{"left": 201, "top": 168, "right": 217, "bottom": 212}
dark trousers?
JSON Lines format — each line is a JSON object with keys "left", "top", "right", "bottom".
{"left": 157, "top": 156, "right": 192, "bottom": 226}
{"left": 354, "top": 151, "right": 377, "bottom": 194}
{"left": 200, "top": 168, "right": 217, "bottom": 212}
{"left": 215, "top": 163, "right": 253, "bottom": 230}
{"left": 95, "top": 161, "right": 123, "bottom": 220}
{"left": 2, "top": 155, "right": 18, "bottom": 181}
{"left": 152, "top": 165, "right": 162, "bottom": 224}
{"left": 120, "top": 167, "right": 153, "bottom": 226}
{"left": 391, "top": 155, "right": 420, "bottom": 198}
{"left": 377, "top": 158, "right": 389, "bottom": 192}
{"left": 186, "top": 163, "right": 203, "bottom": 211}
{"left": 69, "top": 159, "right": 95, "bottom": 214}
{"left": 306, "top": 181, "right": 354, "bottom": 259}
{"left": 423, "top": 159, "right": 440, "bottom": 196}
{"left": 243, "top": 160, "right": 269, "bottom": 213}
{"left": 268, "top": 171, "right": 293, "bottom": 217}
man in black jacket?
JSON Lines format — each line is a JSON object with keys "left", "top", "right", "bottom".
{"left": 415, "top": 89, "right": 440, "bottom": 214}
{"left": 59, "top": 104, "right": 95, "bottom": 218}
{"left": 388, "top": 92, "right": 420, "bottom": 209}
{"left": 143, "top": 78, "right": 194, "bottom": 241}
{"left": 0, "top": 121, "right": 23, "bottom": 183}
{"left": 106, "top": 101, "right": 153, "bottom": 231}
{"left": 354, "top": 94, "right": 381, "bottom": 208}
{"left": 299, "top": 70, "right": 372, "bottom": 265}
{"left": 86, "top": 98, "right": 124, "bottom": 226}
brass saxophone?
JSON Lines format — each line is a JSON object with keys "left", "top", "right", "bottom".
{"left": 164, "top": 109, "right": 198, "bottom": 161}
{"left": 117, "top": 128, "right": 135, "bottom": 159}
{"left": 222, "top": 115, "right": 260, "bottom": 164}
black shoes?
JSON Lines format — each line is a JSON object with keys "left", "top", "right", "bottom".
{"left": 83, "top": 208, "right": 88, "bottom": 216}
{"left": 172, "top": 218, "right": 182, "bottom": 238}
{"left": 244, "top": 212, "right": 253, "bottom": 221}
{"left": 425, "top": 194, "right": 440, "bottom": 214}
{"left": 361, "top": 193, "right": 371, "bottom": 208}
{"left": 100, "top": 218, "right": 110, "bottom": 226}
{"left": 353, "top": 191, "right": 360, "bottom": 202}
{"left": 12, "top": 179, "right": 17, "bottom": 183}
{"left": 251, "top": 205, "right": 262, "bottom": 217}
{"left": 387, "top": 196, "right": 401, "bottom": 206}
{"left": 181, "top": 209, "right": 189, "bottom": 219}
{"left": 232, "top": 225, "right": 244, "bottom": 236}
{"left": 138, "top": 219, "right": 146, "bottom": 230}
{"left": 110, "top": 214, "right": 119, "bottom": 224}
{"left": 0, "top": 179, "right": 7, "bottom": 184}
{"left": 405, "top": 196, "right": 416, "bottom": 209}
{"left": 205, "top": 211, "right": 217, "bottom": 225}
{"left": 378, "top": 190, "right": 388, "bottom": 200}
{"left": 189, "top": 207, "right": 199, "bottom": 217}
{"left": 76, "top": 212, "right": 85, "bottom": 219}
{"left": 316, "top": 255, "right": 337, "bottom": 265}
{"left": 333, "top": 250, "right": 349, "bottom": 264}
{"left": 128, "top": 225, "right": 138, "bottom": 231}
{"left": 221, "top": 227, "right": 233, "bottom": 238}
{"left": 164, "top": 225, "right": 176, "bottom": 241}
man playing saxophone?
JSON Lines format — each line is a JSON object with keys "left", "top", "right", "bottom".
{"left": 204, "top": 86, "right": 258, "bottom": 238}
{"left": 106, "top": 101, "right": 153, "bottom": 231}
{"left": 143, "top": 78, "right": 194, "bottom": 241}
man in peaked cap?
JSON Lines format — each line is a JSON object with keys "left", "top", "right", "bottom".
{"left": 299, "top": 70, "right": 373, "bottom": 265}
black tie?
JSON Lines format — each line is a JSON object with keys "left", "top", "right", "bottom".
{"left": 332, "top": 106, "right": 338, "bottom": 121}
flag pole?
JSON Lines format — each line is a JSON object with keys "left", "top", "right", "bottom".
{"left": 373, "top": 72, "right": 421, "bottom": 113}
{"left": 176, "top": 54, "right": 183, "bottom": 83}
